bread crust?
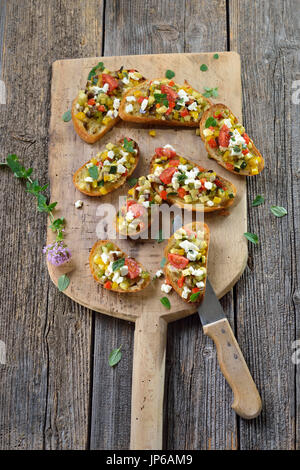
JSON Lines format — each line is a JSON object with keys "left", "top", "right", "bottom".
{"left": 199, "top": 103, "right": 264, "bottom": 176}
{"left": 163, "top": 222, "right": 210, "bottom": 303}
{"left": 89, "top": 240, "right": 151, "bottom": 293}
{"left": 73, "top": 138, "right": 139, "bottom": 197}
{"left": 149, "top": 154, "right": 237, "bottom": 212}
{"left": 119, "top": 79, "right": 212, "bottom": 128}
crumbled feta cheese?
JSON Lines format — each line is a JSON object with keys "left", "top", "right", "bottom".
{"left": 204, "top": 181, "right": 213, "bottom": 190}
{"left": 103, "top": 159, "right": 111, "bottom": 166}
{"left": 126, "top": 211, "right": 135, "bottom": 222}
{"left": 147, "top": 174, "right": 161, "bottom": 183}
{"left": 126, "top": 96, "right": 136, "bottom": 102}
{"left": 142, "top": 201, "right": 150, "bottom": 208}
{"left": 122, "top": 76, "right": 130, "bottom": 84}
{"left": 117, "top": 156, "right": 127, "bottom": 165}
{"left": 159, "top": 185, "right": 164, "bottom": 192}
{"left": 174, "top": 228, "right": 186, "bottom": 240}
{"left": 206, "top": 200, "right": 214, "bottom": 207}
{"left": 113, "top": 110, "right": 119, "bottom": 118}
{"left": 154, "top": 166, "right": 164, "bottom": 177}
{"left": 120, "top": 150, "right": 129, "bottom": 158}
{"left": 106, "top": 110, "right": 114, "bottom": 118}
{"left": 229, "top": 129, "right": 245, "bottom": 148}
{"left": 178, "top": 164, "right": 187, "bottom": 172}
{"left": 187, "top": 250, "right": 198, "bottom": 261}
{"left": 177, "top": 89, "right": 189, "bottom": 102}
{"left": 101, "top": 252, "right": 110, "bottom": 264}
{"left": 155, "top": 270, "right": 163, "bottom": 278}
{"left": 203, "top": 128, "right": 214, "bottom": 137}
{"left": 113, "top": 98, "right": 120, "bottom": 109}
{"left": 86, "top": 162, "right": 94, "bottom": 169}
{"left": 91, "top": 86, "right": 102, "bottom": 95}
{"left": 125, "top": 104, "right": 133, "bottom": 113}
{"left": 179, "top": 240, "right": 199, "bottom": 253}
{"left": 161, "top": 283, "right": 172, "bottom": 293}
{"left": 182, "top": 286, "right": 191, "bottom": 299}
{"left": 84, "top": 176, "right": 94, "bottom": 183}
{"left": 74, "top": 200, "right": 83, "bottom": 209}
{"left": 129, "top": 72, "right": 140, "bottom": 80}
{"left": 194, "top": 180, "right": 202, "bottom": 189}
{"left": 107, "top": 150, "right": 115, "bottom": 159}
{"left": 119, "top": 265, "right": 128, "bottom": 277}
{"left": 117, "top": 163, "right": 126, "bottom": 174}
{"left": 188, "top": 101, "right": 198, "bottom": 111}
{"left": 163, "top": 144, "right": 176, "bottom": 151}
{"left": 196, "top": 281, "right": 205, "bottom": 289}
{"left": 223, "top": 118, "right": 232, "bottom": 128}
{"left": 112, "top": 271, "right": 124, "bottom": 284}
{"left": 140, "top": 98, "right": 148, "bottom": 111}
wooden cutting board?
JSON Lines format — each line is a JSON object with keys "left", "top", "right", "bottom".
{"left": 48, "top": 52, "right": 247, "bottom": 449}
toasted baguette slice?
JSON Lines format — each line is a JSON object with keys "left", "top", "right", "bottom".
{"left": 200, "top": 103, "right": 264, "bottom": 176}
{"left": 72, "top": 65, "right": 146, "bottom": 143}
{"left": 164, "top": 222, "right": 209, "bottom": 303}
{"left": 73, "top": 138, "right": 139, "bottom": 197}
{"left": 119, "top": 78, "right": 211, "bottom": 127}
{"left": 90, "top": 240, "right": 151, "bottom": 293}
{"left": 149, "top": 147, "right": 237, "bottom": 212}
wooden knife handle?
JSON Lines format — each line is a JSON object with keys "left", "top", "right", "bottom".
{"left": 130, "top": 314, "right": 167, "bottom": 450}
{"left": 203, "top": 317, "right": 262, "bottom": 419}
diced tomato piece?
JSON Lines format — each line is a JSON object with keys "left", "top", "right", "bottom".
{"left": 180, "top": 109, "right": 189, "bottom": 117}
{"left": 88, "top": 98, "right": 96, "bottom": 106}
{"left": 96, "top": 161, "right": 103, "bottom": 167}
{"left": 226, "top": 163, "right": 234, "bottom": 170}
{"left": 168, "top": 159, "right": 180, "bottom": 167}
{"left": 242, "top": 148, "right": 249, "bottom": 155}
{"left": 213, "top": 112, "right": 223, "bottom": 119}
{"left": 102, "top": 73, "right": 119, "bottom": 93}
{"left": 218, "top": 124, "right": 230, "bottom": 147}
{"left": 215, "top": 178, "right": 225, "bottom": 189}
{"left": 161, "top": 84, "right": 178, "bottom": 101}
{"left": 192, "top": 287, "right": 200, "bottom": 294}
{"left": 137, "top": 97, "right": 145, "bottom": 103}
{"left": 165, "top": 278, "right": 171, "bottom": 285}
{"left": 168, "top": 80, "right": 175, "bottom": 87}
{"left": 168, "top": 101, "right": 176, "bottom": 109}
{"left": 159, "top": 167, "right": 177, "bottom": 185}
{"left": 177, "top": 187, "right": 186, "bottom": 199}
{"left": 160, "top": 190, "right": 167, "bottom": 200}
{"left": 178, "top": 275, "right": 184, "bottom": 288}
{"left": 97, "top": 104, "right": 106, "bottom": 112}
{"left": 125, "top": 258, "right": 140, "bottom": 279}
{"left": 208, "top": 138, "right": 217, "bottom": 148}
{"left": 104, "top": 281, "right": 112, "bottom": 290}
{"left": 165, "top": 108, "right": 172, "bottom": 115}
{"left": 127, "top": 199, "right": 136, "bottom": 210}
{"left": 155, "top": 147, "right": 177, "bottom": 159}
{"left": 243, "top": 133, "right": 250, "bottom": 144}
{"left": 168, "top": 253, "right": 189, "bottom": 269}
{"left": 197, "top": 166, "right": 206, "bottom": 172}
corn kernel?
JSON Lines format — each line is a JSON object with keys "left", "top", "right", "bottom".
{"left": 190, "top": 111, "right": 199, "bottom": 120}
{"left": 149, "top": 130, "right": 156, "bottom": 137}
{"left": 93, "top": 254, "right": 104, "bottom": 266}
{"left": 102, "top": 116, "right": 112, "bottom": 125}
{"left": 75, "top": 112, "right": 86, "bottom": 122}
{"left": 128, "top": 188, "right": 135, "bottom": 196}
{"left": 129, "top": 156, "right": 136, "bottom": 164}
{"left": 104, "top": 175, "right": 110, "bottom": 182}
{"left": 134, "top": 90, "right": 142, "bottom": 97}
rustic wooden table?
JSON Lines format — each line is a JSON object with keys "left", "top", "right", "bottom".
{"left": 0, "top": 0, "right": 299, "bottom": 450}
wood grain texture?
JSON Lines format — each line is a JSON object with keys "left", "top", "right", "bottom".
{"left": 0, "top": 0, "right": 104, "bottom": 450}
{"left": 230, "top": 0, "right": 300, "bottom": 450}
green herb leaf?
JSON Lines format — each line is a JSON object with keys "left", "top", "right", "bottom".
{"left": 203, "top": 87, "right": 218, "bottom": 98}
{"left": 156, "top": 229, "right": 164, "bottom": 243}
{"left": 213, "top": 53, "right": 219, "bottom": 59}
{"left": 88, "top": 165, "right": 99, "bottom": 180}
{"left": 109, "top": 165, "right": 117, "bottom": 174}
{"left": 200, "top": 64, "right": 208, "bottom": 72}
{"left": 123, "top": 137, "right": 135, "bottom": 153}
{"left": 26, "top": 180, "right": 49, "bottom": 196}
{"left": 160, "top": 297, "right": 171, "bottom": 309}
{"left": 244, "top": 232, "right": 259, "bottom": 244}
{"left": 190, "top": 291, "right": 201, "bottom": 302}
{"left": 112, "top": 258, "right": 125, "bottom": 272}
{"left": 108, "top": 346, "right": 122, "bottom": 367}
{"left": 58, "top": 274, "right": 70, "bottom": 292}
{"left": 160, "top": 257, "right": 167, "bottom": 268}
{"left": 154, "top": 93, "right": 167, "bottom": 103}
{"left": 98, "top": 179, "right": 104, "bottom": 187}
{"left": 165, "top": 69, "right": 175, "bottom": 79}
{"left": 252, "top": 195, "right": 265, "bottom": 207}
{"left": 6, "top": 154, "right": 32, "bottom": 179}
{"left": 88, "top": 61, "right": 104, "bottom": 81}
{"left": 270, "top": 206, "right": 287, "bottom": 218}
{"left": 62, "top": 110, "right": 72, "bottom": 122}
{"left": 127, "top": 177, "right": 138, "bottom": 188}
{"left": 50, "top": 217, "right": 65, "bottom": 232}
{"left": 205, "top": 117, "right": 217, "bottom": 128}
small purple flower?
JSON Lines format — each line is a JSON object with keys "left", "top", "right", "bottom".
{"left": 43, "top": 241, "right": 71, "bottom": 266}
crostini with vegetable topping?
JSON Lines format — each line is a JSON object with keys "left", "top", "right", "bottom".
{"left": 73, "top": 138, "right": 139, "bottom": 197}
{"left": 200, "top": 104, "right": 264, "bottom": 176}
{"left": 164, "top": 222, "right": 209, "bottom": 303}
{"left": 90, "top": 240, "right": 151, "bottom": 292}
{"left": 149, "top": 145, "right": 237, "bottom": 211}
{"left": 72, "top": 64, "right": 146, "bottom": 143}
{"left": 119, "top": 78, "right": 211, "bottom": 127}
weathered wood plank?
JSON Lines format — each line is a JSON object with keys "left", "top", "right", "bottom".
{"left": 230, "top": 0, "right": 300, "bottom": 450}
{"left": 0, "top": 0, "right": 103, "bottom": 449}
{"left": 91, "top": 0, "right": 238, "bottom": 450}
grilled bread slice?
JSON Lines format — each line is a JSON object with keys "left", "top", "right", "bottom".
{"left": 90, "top": 240, "right": 151, "bottom": 293}
{"left": 119, "top": 78, "right": 211, "bottom": 127}
{"left": 73, "top": 138, "right": 139, "bottom": 197}
{"left": 149, "top": 146, "right": 237, "bottom": 212}
{"left": 164, "top": 222, "right": 209, "bottom": 303}
{"left": 200, "top": 103, "right": 264, "bottom": 176}
{"left": 72, "top": 64, "right": 146, "bottom": 143}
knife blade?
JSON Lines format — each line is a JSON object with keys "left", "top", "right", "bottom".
{"left": 172, "top": 215, "right": 262, "bottom": 419}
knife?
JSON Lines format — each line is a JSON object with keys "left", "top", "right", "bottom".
{"left": 172, "top": 215, "right": 262, "bottom": 419}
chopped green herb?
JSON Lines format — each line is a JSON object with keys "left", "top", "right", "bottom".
{"left": 244, "top": 232, "right": 259, "bottom": 244}
{"left": 203, "top": 87, "right": 218, "bottom": 98}
{"left": 190, "top": 291, "right": 201, "bottom": 302}
{"left": 127, "top": 177, "right": 138, "bottom": 188}
{"left": 88, "top": 61, "right": 104, "bottom": 81}
{"left": 160, "top": 297, "right": 171, "bottom": 309}
{"left": 270, "top": 206, "right": 287, "bottom": 218}
{"left": 213, "top": 53, "right": 219, "bottom": 59}
{"left": 108, "top": 346, "right": 122, "bottom": 367}
{"left": 205, "top": 117, "right": 217, "bottom": 128}
{"left": 112, "top": 258, "right": 125, "bottom": 271}
{"left": 123, "top": 137, "right": 135, "bottom": 153}
{"left": 62, "top": 110, "right": 72, "bottom": 122}
{"left": 165, "top": 69, "right": 175, "bottom": 79}
{"left": 88, "top": 165, "right": 99, "bottom": 180}
{"left": 200, "top": 64, "right": 208, "bottom": 72}
{"left": 252, "top": 195, "right": 265, "bottom": 207}
{"left": 109, "top": 166, "right": 117, "bottom": 174}
{"left": 58, "top": 274, "right": 70, "bottom": 292}
{"left": 98, "top": 179, "right": 104, "bottom": 187}
{"left": 154, "top": 93, "right": 167, "bottom": 103}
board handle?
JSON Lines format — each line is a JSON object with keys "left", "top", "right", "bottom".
{"left": 130, "top": 314, "right": 167, "bottom": 450}
{"left": 203, "top": 318, "right": 262, "bottom": 419}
